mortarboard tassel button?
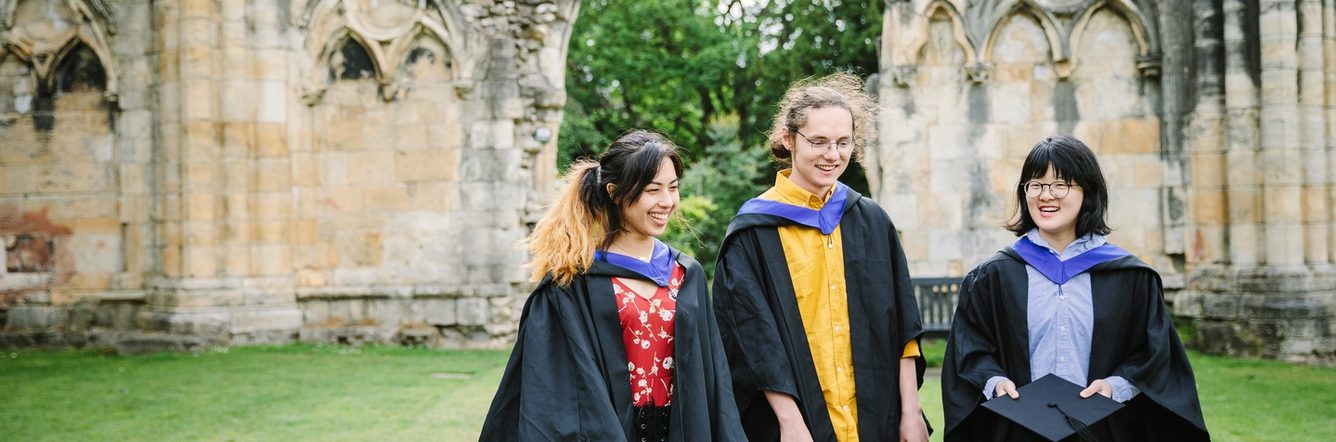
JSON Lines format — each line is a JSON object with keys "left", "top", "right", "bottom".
{"left": 1048, "top": 402, "right": 1100, "bottom": 442}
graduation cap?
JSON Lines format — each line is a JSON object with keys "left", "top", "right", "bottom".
{"left": 981, "top": 374, "right": 1125, "bottom": 442}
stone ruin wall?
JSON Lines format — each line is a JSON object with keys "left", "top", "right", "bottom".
{"left": 876, "top": 0, "right": 1336, "bottom": 364}
{"left": 876, "top": 0, "right": 1169, "bottom": 278}
{"left": 5, "top": 0, "right": 1335, "bottom": 364}
{"left": 0, "top": 0, "right": 578, "bottom": 351}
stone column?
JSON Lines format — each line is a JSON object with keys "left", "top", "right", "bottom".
{"left": 1325, "top": 1, "right": 1336, "bottom": 265}
{"left": 1184, "top": 2, "right": 1336, "bottom": 363}
{"left": 1299, "top": 0, "right": 1330, "bottom": 265}
{"left": 1258, "top": 0, "right": 1306, "bottom": 267}
{"left": 111, "top": 0, "right": 157, "bottom": 319}
{"left": 144, "top": 0, "right": 299, "bottom": 344}
{"left": 229, "top": 0, "right": 300, "bottom": 341}
{"left": 1157, "top": 3, "right": 1187, "bottom": 260}
{"left": 145, "top": 0, "right": 232, "bottom": 339}
{"left": 1319, "top": 0, "right": 1330, "bottom": 267}
{"left": 1185, "top": 0, "right": 1227, "bottom": 267}
{"left": 1223, "top": 0, "right": 1262, "bottom": 267}
{"left": 219, "top": 0, "right": 252, "bottom": 287}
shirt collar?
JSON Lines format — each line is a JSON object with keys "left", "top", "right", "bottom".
{"left": 1025, "top": 229, "right": 1107, "bottom": 261}
{"left": 769, "top": 169, "right": 834, "bottom": 210}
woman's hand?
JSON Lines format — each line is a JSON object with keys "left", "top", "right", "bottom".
{"left": 899, "top": 413, "right": 929, "bottom": 442}
{"left": 1080, "top": 378, "right": 1113, "bottom": 399}
{"left": 994, "top": 378, "right": 1019, "bottom": 399}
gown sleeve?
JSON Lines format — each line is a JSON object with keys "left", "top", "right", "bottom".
{"left": 887, "top": 221, "right": 926, "bottom": 365}
{"left": 712, "top": 230, "right": 800, "bottom": 402}
{"left": 1106, "top": 271, "right": 1209, "bottom": 439}
{"left": 695, "top": 268, "right": 750, "bottom": 440}
{"left": 941, "top": 266, "right": 1010, "bottom": 437}
{"left": 479, "top": 283, "right": 624, "bottom": 441}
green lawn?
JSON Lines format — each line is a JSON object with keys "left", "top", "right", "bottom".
{"left": 0, "top": 345, "right": 508, "bottom": 441}
{"left": 1, "top": 343, "right": 1333, "bottom": 441}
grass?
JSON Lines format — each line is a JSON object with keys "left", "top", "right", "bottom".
{"left": 0, "top": 345, "right": 509, "bottom": 441}
{"left": 1, "top": 343, "right": 1333, "bottom": 441}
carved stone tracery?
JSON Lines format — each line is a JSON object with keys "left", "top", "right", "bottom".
{"left": 887, "top": 0, "right": 1161, "bottom": 83}
{"left": 296, "top": 0, "right": 485, "bottom": 103}
{"left": 0, "top": 0, "right": 117, "bottom": 103}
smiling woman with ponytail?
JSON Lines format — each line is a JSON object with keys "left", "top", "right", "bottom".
{"left": 481, "top": 130, "right": 745, "bottom": 442}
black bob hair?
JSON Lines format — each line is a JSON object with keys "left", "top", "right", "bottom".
{"left": 1005, "top": 135, "right": 1112, "bottom": 238}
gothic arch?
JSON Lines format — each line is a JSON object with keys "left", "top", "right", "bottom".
{"left": 1068, "top": 0, "right": 1161, "bottom": 77}
{"left": 903, "top": 1, "right": 979, "bottom": 68}
{"left": 386, "top": 29, "right": 455, "bottom": 100}
{"left": 980, "top": 1, "right": 1068, "bottom": 76}
{"left": 41, "top": 34, "right": 105, "bottom": 92}
{"left": 318, "top": 29, "right": 386, "bottom": 82}
{"left": 0, "top": 0, "right": 112, "bottom": 32}
{"left": 298, "top": 0, "right": 481, "bottom": 104}
{"left": 0, "top": 0, "right": 118, "bottom": 104}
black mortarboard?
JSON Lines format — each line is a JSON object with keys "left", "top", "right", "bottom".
{"left": 981, "top": 374, "right": 1125, "bottom": 441}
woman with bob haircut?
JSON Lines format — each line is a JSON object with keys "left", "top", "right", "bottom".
{"left": 481, "top": 130, "right": 745, "bottom": 442}
{"left": 941, "top": 135, "right": 1209, "bottom": 441}
{"left": 712, "top": 73, "right": 930, "bottom": 442}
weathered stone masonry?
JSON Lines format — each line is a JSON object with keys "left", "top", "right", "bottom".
{"left": 1, "top": 0, "right": 578, "bottom": 350}
{"left": 6, "top": 0, "right": 1335, "bottom": 363}
{"left": 876, "top": 0, "right": 1335, "bottom": 364}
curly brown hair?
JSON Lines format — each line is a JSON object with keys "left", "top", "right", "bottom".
{"left": 766, "top": 72, "right": 878, "bottom": 166}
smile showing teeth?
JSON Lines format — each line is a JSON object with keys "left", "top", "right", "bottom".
{"left": 816, "top": 164, "right": 839, "bottom": 171}
{"left": 1039, "top": 207, "right": 1058, "bottom": 213}
{"left": 649, "top": 213, "right": 669, "bottom": 222}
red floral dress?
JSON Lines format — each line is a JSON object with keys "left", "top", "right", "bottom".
{"left": 613, "top": 263, "right": 684, "bottom": 407}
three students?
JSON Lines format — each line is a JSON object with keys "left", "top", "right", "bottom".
{"left": 484, "top": 77, "right": 1208, "bottom": 442}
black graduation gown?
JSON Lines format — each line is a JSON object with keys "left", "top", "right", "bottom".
{"left": 941, "top": 247, "right": 1210, "bottom": 442}
{"left": 712, "top": 187, "right": 927, "bottom": 441}
{"left": 480, "top": 251, "right": 745, "bottom": 441}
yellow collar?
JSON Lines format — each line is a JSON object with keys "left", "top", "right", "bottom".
{"left": 764, "top": 169, "right": 834, "bottom": 210}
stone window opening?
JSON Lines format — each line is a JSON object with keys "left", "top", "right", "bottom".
{"left": 23, "top": 44, "right": 112, "bottom": 145}
{"left": 330, "top": 38, "right": 378, "bottom": 81}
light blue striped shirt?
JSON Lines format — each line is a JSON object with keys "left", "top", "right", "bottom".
{"left": 983, "top": 230, "right": 1140, "bottom": 402}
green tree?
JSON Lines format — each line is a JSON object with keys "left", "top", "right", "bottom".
{"left": 725, "top": 0, "right": 884, "bottom": 194}
{"left": 561, "top": 0, "right": 736, "bottom": 165}
{"left": 559, "top": 0, "right": 885, "bottom": 277}
{"left": 661, "top": 121, "right": 770, "bottom": 275}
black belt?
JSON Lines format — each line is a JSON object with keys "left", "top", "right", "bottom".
{"left": 633, "top": 405, "right": 671, "bottom": 442}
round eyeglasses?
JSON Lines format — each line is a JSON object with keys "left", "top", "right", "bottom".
{"left": 1022, "top": 181, "right": 1078, "bottom": 199}
{"left": 795, "top": 130, "right": 854, "bottom": 155}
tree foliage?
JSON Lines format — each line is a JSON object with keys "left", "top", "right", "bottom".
{"left": 559, "top": 0, "right": 884, "bottom": 277}
{"left": 561, "top": 0, "right": 736, "bottom": 165}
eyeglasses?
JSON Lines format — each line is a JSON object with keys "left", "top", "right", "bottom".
{"left": 1022, "top": 181, "right": 1078, "bottom": 199}
{"left": 795, "top": 130, "right": 854, "bottom": 155}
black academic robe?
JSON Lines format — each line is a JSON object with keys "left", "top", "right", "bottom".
{"left": 712, "top": 187, "right": 927, "bottom": 441}
{"left": 480, "top": 251, "right": 745, "bottom": 441}
{"left": 941, "top": 247, "right": 1210, "bottom": 442}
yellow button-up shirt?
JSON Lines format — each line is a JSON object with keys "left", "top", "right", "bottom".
{"left": 759, "top": 170, "right": 919, "bottom": 442}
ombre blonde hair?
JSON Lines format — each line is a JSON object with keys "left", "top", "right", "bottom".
{"left": 526, "top": 130, "right": 683, "bottom": 286}
{"left": 766, "top": 72, "right": 878, "bottom": 166}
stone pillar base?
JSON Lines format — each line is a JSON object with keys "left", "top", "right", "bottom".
{"left": 1178, "top": 265, "right": 1336, "bottom": 365}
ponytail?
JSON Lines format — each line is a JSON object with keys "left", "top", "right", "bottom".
{"left": 527, "top": 160, "right": 607, "bottom": 286}
{"left": 526, "top": 129, "right": 684, "bottom": 286}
